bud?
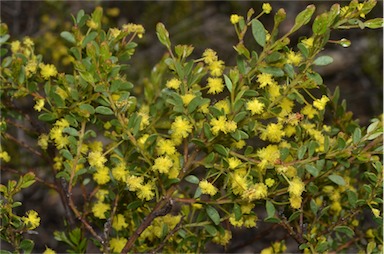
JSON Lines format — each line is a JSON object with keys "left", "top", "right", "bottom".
{"left": 274, "top": 8, "right": 286, "bottom": 27}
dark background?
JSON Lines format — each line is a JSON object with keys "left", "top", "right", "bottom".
{"left": 1, "top": 1, "right": 383, "bottom": 253}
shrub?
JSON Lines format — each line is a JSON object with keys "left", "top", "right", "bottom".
{"left": 1, "top": 1, "right": 383, "bottom": 253}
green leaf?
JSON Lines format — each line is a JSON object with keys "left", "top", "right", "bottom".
{"left": 305, "top": 164, "right": 320, "bottom": 177}
{"left": 352, "top": 128, "right": 362, "bottom": 144}
{"left": 60, "top": 31, "right": 76, "bottom": 44}
{"left": 0, "top": 34, "right": 10, "bottom": 44}
{"left": 315, "top": 242, "right": 328, "bottom": 252}
{"left": 79, "top": 104, "right": 95, "bottom": 115}
{"left": 259, "top": 66, "right": 284, "bottom": 77}
{"left": 233, "top": 203, "right": 242, "bottom": 221}
{"left": 224, "top": 74, "right": 233, "bottom": 93}
{"left": 81, "top": 31, "right": 97, "bottom": 48}
{"left": 288, "top": 210, "right": 301, "bottom": 222}
{"left": 308, "top": 141, "right": 318, "bottom": 157}
{"left": 127, "top": 200, "right": 143, "bottom": 210}
{"left": 310, "top": 199, "right": 318, "bottom": 214}
{"left": 213, "top": 144, "right": 229, "bottom": 157}
{"left": 95, "top": 106, "right": 114, "bottom": 115}
{"left": 312, "top": 13, "right": 329, "bottom": 35}
{"left": 204, "top": 225, "right": 217, "bottom": 237}
{"left": 63, "top": 127, "right": 79, "bottom": 137}
{"left": 20, "top": 239, "right": 34, "bottom": 254}
{"left": 251, "top": 19, "right": 266, "bottom": 47}
{"left": 297, "top": 145, "right": 307, "bottom": 160}
{"left": 265, "top": 200, "right": 276, "bottom": 218}
{"left": 364, "top": 18, "right": 384, "bottom": 29}
{"left": 291, "top": 5, "right": 316, "bottom": 33}
{"left": 38, "top": 112, "right": 57, "bottom": 122}
{"left": 334, "top": 226, "right": 354, "bottom": 237}
{"left": 156, "top": 22, "right": 171, "bottom": 48}
{"left": 280, "top": 148, "right": 290, "bottom": 161}
{"left": 60, "top": 149, "right": 73, "bottom": 160}
{"left": 185, "top": 175, "right": 199, "bottom": 184}
{"left": 206, "top": 205, "right": 220, "bottom": 225}
{"left": 346, "top": 190, "right": 357, "bottom": 207}
{"left": 328, "top": 174, "right": 346, "bottom": 186}
{"left": 313, "top": 55, "right": 333, "bottom": 66}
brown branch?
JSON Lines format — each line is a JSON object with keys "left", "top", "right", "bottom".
{"left": 121, "top": 148, "right": 200, "bottom": 253}
{"left": 3, "top": 132, "right": 42, "bottom": 157}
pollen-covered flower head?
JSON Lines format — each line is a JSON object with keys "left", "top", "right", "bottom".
{"left": 39, "top": 63, "right": 58, "bottom": 79}
{"left": 199, "top": 179, "right": 218, "bottom": 196}
{"left": 22, "top": 210, "right": 40, "bottom": 229}
{"left": 246, "top": 98, "right": 265, "bottom": 115}
{"left": 207, "top": 77, "right": 224, "bottom": 94}
{"left": 260, "top": 123, "right": 285, "bottom": 143}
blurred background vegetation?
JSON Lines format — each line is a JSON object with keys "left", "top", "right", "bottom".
{"left": 1, "top": 1, "right": 382, "bottom": 252}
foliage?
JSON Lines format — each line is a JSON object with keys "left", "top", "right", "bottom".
{"left": 0, "top": 1, "right": 383, "bottom": 253}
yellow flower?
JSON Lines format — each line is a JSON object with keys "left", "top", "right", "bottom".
{"left": 207, "top": 77, "right": 224, "bottom": 94}
{"left": 92, "top": 202, "right": 110, "bottom": 219}
{"left": 228, "top": 157, "right": 242, "bottom": 169}
{"left": 152, "top": 156, "right": 173, "bottom": 174}
{"left": 170, "top": 116, "right": 193, "bottom": 144}
{"left": 301, "top": 37, "right": 314, "bottom": 49}
{"left": 87, "top": 19, "right": 99, "bottom": 30}
{"left": 0, "top": 151, "right": 11, "bottom": 162}
{"left": 289, "top": 195, "right": 302, "bottom": 209}
{"left": 34, "top": 99, "right": 45, "bottom": 112}
{"left": 371, "top": 208, "right": 381, "bottom": 218}
{"left": 23, "top": 37, "right": 34, "bottom": 47}
{"left": 229, "top": 214, "right": 244, "bottom": 227}
{"left": 209, "top": 60, "right": 225, "bottom": 77}
{"left": 313, "top": 95, "right": 329, "bottom": 110}
{"left": 260, "top": 123, "right": 285, "bottom": 142}
{"left": 39, "top": 63, "right": 58, "bottom": 79}
{"left": 260, "top": 247, "right": 273, "bottom": 254}
{"left": 262, "top": 3, "right": 272, "bottom": 14}
{"left": 125, "top": 175, "right": 144, "bottom": 191}
{"left": 301, "top": 104, "right": 317, "bottom": 119}
{"left": 202, "top": 48, "right": 218, "bottom": 64}
{"left": 242, "top": 183, "right": 268, "bottom": 201}
{"left": 199, "top": 180, "right": 218, "bottom": 196}
{"left": 88, "top": 151, "right": 107, "bottom": 169}
{"left": 230, "top": 14, "right": 240, "bottom": 24}
{"left": 122, "top": 23, "right": 145, "bottom": 38}
{"left": 257, "top": 73, "right": 275, "bottom": 88}
{"left": 265, "top": 178, "right": 275, "bottom": 187}
{"left": 166, "top": 78, "right": 181, "bottom": 90}
{"left": 286, "top": 50, "right": 303, "bottom": 66}
{"left": 181, "top": 93, "right": 196, "bottom": 106}
{"left": 231, "top": 172, "right": 248, "bottom": 195}
{"left": 241, "top": 203, "right": 255, "bottom": 214}
{"left": 22, "top": 210, "right": 40, "bottom": 229}
{"left": 279, "top": 98, "right": 294, "bottom": 116}
{"left": 257, "top": 145, "right": 280, "bottom": 169}
{"left": 210, "top": 116, "right": 227, "bottom": 135}
{"left": 109, "top": 28, "right": 121, "bottom": 39}
{"left": 112, "top": 214, "right": 128, "bottom": 231}
{"left": 214, "top": 100, "right": 231, "bottom": 114}
{"left": 11, "top": 40, "right": 20, "bottom": 53}
{"left": 268, "top": 83, "right": 281, "bottom": 99}
{"left": 244, "top": 214, "right": 257, "bottom": 228}
{"left": 157, "top": 138, "right": 176, "bottom": 155}
{"left": 112, "top": 163, "right": 127, "bottom": 182}
{"left": 212, "top": 230, "right": 232, "bottom": 246}
{"left": 232, "top": 139, "right": 246, "bottom": 150}
{"left": 288, "top": 177, "right": 305, "bottom": 196}
{"left": 137, "top": 182, "right": 155, "bottom": 201}
{"left": 95, "top": 189, "right": 109, "bottom": 202}
{"left": 37, "top": 134, "right": 49, "bottom": 150}
{"left": 109, "top": 237, "right": 127, "bottom": 253}
{"left": 93, "top": 166, "right": 111, "bottom": 185}
{"left": 246, "top": 98, "right": 265, "bottom": 115}
{"left": 43, "top": 247, "right": 56, "bottom": 254}
{"left": 26, "top": 60, "right": 38, "bottom": 77}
